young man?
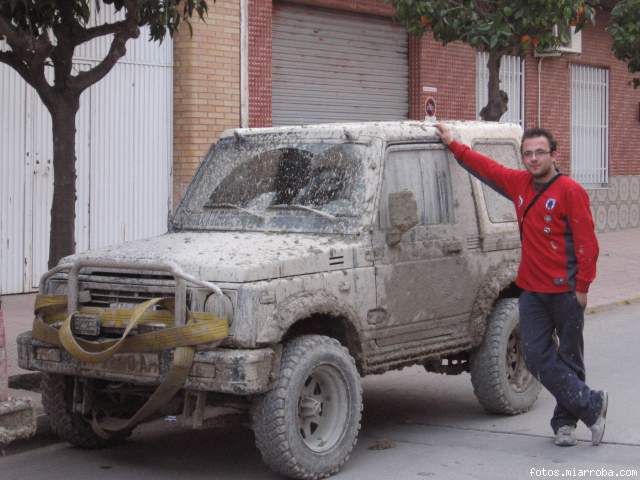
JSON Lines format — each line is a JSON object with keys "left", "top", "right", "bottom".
{"left": 434, "top": 123, "right": 608, "bottom": 447}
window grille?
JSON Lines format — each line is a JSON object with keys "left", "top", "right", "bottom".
{"left": 476, "top": 52, "right": 524, "bottom": 125}
{"left": 571, "top": 64, "right": 609, "bottom": 186}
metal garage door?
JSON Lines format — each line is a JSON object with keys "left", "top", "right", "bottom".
{"left": 272, "top": 3, "right": 408, "bottom": 126}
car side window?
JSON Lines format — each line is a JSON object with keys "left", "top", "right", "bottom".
{"left": 472, "top": 142, "right": 519, "bottom": 223}
{"left": 380, "top": 147, "right": 454, "bottom": 229}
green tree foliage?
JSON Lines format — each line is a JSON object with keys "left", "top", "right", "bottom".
{"left": 391, "top": 0, "right": 596, "bottom": 121}
{"left": 608, "top": 0, "right": 640, "bottom": 88}
{"left": 0, "top": 0, "right": 210, "bottom": 268}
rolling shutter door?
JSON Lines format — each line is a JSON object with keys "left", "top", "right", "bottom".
{"left": 272, "top": 3, "right": 408, "bottom": 126}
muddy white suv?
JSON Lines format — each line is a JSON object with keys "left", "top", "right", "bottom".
{"left": 19, "top": 121, "right": 540, "bottom": 479}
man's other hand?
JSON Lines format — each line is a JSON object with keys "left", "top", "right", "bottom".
{"left": 576, "top": 291, "right": 588, "bottom": 309}
{"left": 434, "top": 123, "right": 454, "bottom": 146}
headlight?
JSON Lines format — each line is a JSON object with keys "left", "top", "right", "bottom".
{"left": 47, "top": 278, "right": 68, "bottom": 296}
{"left": 204, "top": 293, "right": 234, "bottom": 324}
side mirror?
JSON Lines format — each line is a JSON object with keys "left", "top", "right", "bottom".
{"left": 386, "top": 190, "right": 419, "bottom": 246}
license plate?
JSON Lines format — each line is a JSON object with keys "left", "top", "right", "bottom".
{"left": 71, "top": 314, "right": 101, "bottom": 337}
{"left": 85, "top": 353, "right": 161, "bottom": 379}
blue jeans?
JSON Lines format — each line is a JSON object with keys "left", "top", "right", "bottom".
{"left": 519, "top": 290, "right": 603, "bottom": 433}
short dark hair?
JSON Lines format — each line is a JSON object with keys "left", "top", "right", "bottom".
{"left": 521, "top": 128, "right": 557, "bottom": 153}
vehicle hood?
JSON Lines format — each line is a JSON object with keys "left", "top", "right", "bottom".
{"left": 61, "top": 231, "right": 369, "bottom": 282}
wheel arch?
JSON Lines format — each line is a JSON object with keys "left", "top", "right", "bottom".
{"left": 469, "top": 261, "right": 521, "bottom": 347}
{"left": 276, "top": 291, "right": 365, "bottom": 372}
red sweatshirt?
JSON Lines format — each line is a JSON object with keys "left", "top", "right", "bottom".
{"left": 449, "top": 141, "right": 599, "bottom": 293}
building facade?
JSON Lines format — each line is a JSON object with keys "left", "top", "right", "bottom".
{"left": 2, "top": 0, "right": 638, "bottom": 294}
{"left": 174, "top": 0, "right": 640, "bottom": 234}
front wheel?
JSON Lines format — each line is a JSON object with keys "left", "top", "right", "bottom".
{"left": 41, "top": 374, "right": 130, "bottom": 449}
{"left": 251, "top": 335, "right": 362, "bottom": 479}
{"left": 470, "top": 298, "right": 541, "bottom": 415}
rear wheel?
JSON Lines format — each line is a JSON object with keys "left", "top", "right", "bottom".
{"left": 251, "top": 335, "right": 362, "bottom": 479}
{"left": 470, "top": 298, "right": 541, "bottom": 414}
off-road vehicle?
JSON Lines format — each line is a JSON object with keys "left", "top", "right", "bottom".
{"left": 19, "top": 121, "right": 540, "bottom": 479}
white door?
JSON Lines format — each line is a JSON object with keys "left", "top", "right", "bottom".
{"left": 0, "top": 6, "right": 173, "bottom": 294}
{"left": 0, "top": 66, "right": 28, "bottom": 294}
{"left": 27, "top": 64, "right": 92, "bottom": 289}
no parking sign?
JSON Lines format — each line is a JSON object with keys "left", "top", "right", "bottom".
{"left": 423, "top": 86, "right": 437, "bottom": 121}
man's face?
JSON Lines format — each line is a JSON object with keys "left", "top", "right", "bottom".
{"left": 521, "top": 136, "right": 556, "bottom": 180}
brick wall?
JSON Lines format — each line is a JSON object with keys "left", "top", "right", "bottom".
{"left": 281, "top": 0, "right": 393, "bottom": 16}
{"left": 178, "top": 4, "right": 640, "bottom": 210}
{"left": 409, "top": 37, "right": 478, "bottom": 121}
{"left": 173, "top": 0, "right": 241, "bottom": 206}
{"left": 520, "top": 11, "right": 640, "bottom": 176}
{"left": 249, "top": 0, "right": 273, "bottom": 127}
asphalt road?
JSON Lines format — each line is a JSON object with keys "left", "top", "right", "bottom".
{"left": 2, "top": 302, "right": 639, "bottom": 480}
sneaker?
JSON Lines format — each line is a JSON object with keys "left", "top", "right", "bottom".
{"left": 554, "top": 425, "right": 578, "bottom": 447}
{"left": 590, "top": 390, "right": 608, "bottom": 446}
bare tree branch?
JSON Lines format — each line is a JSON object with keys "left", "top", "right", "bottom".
{"left": 0, "top": 15, "right": 31, "bottom": 52}
{"left": 74, "top": 20, "right": 130, "bottom": 45}
{"left": 71, "top": 0, "right": 141, "bottom": 93}
{"left": 0, "top": 50, "right": 31, "bottom": 82}
{"left": 0, "top": 48, "right": 54, "bottom": 107}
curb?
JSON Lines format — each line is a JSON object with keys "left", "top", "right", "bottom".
{"left": 585, "top": 295, "right": 640, "bottom": 315}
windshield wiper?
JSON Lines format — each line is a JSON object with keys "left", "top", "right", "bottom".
{"left": 268, "top": 204, "right": 336, "bottom": 221}
{"left": 204, "top": 203, "right": 265, "bottom": 220}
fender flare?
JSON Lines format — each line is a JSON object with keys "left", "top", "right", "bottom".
{"left": 468, "top": 261, "right": 519, "bottom": 347}
{"left": 275, "top": 290, "right": 363, "bottom": 354}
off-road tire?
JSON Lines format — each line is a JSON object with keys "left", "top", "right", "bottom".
{"left": 251, "top": 335, "right": 362, "bottom": 479}
{"left": 41, "top": 373, "right": 128, "bottom": 449}
{"left": 470, "top": 298, "right": 541, "bottom": 415}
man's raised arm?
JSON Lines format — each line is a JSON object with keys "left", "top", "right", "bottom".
{"left": 434, "top": 123, "right": 525, "bottom": 201}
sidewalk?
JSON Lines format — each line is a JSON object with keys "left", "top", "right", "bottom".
{"left": 1, "top": 227, "right": 640, "bottom": 440}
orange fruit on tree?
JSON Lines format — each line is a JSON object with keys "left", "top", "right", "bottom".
{"left": 571, "top": 4, "right": 585, "bottom": 26}
{"left": 420, "top": 15, "right": 432, "bottom": 28}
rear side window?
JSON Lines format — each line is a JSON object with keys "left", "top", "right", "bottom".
{"left": 380, "top": 147, "right": 453, "bottom": 228}
{"left": 472, "top": 142, "right": 519, "bottom": 223}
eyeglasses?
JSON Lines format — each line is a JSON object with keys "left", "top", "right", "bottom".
{"left": 522, "top": 149, "right": 551, "bottom": 159}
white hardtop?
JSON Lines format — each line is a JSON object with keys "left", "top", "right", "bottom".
{"left": 221, "top": 120, "right": 524, "bottom": 145}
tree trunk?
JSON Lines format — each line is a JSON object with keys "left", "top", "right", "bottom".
{"left": 479, "top": 50, "right": 509, "bottom": 122}
{"left": 48, "top": 97, "right": 80, "bottom": 269}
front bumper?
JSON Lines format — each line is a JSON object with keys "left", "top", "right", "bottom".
{"left": 18, "top": 331, "right": 278, "bottom": 395}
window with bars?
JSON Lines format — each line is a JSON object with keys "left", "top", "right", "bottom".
{"left": 571, "top": 64, "right": 609, "bottom": 186}
{"left": 476, "top": 52, "right": 524, "bottom": 125}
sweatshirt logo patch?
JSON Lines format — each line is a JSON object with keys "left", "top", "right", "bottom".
{"left": 553, "top": 277, "right": 566, "bottom": 286}
{"left": 518, "top": 195, "right": 524, "bottom": 207}
{"left": 545, "top": 198, "right": 557, "bottom": 211}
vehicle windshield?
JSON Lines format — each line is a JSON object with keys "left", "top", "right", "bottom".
{"left": 173, "top": 135, "right": 374, "bottom": 234}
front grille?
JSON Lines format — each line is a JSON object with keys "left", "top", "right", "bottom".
{"left": 78, "top": 270, "right": 177, "bottom": 308}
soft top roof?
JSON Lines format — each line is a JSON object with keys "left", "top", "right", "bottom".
{"left": 221, "top": 120, "right": 523, "bottom": 145}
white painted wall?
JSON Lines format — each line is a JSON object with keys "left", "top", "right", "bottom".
{"left": 0, "top": 7, "right": 173, "bottom": 293}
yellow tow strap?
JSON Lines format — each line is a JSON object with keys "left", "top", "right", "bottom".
{"left": 32, "top": 294, "right": 228, "bottom": 438}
